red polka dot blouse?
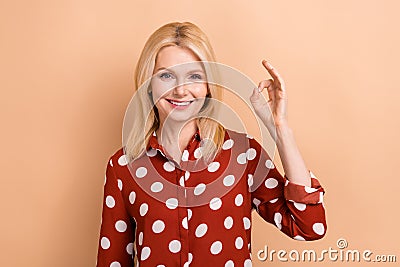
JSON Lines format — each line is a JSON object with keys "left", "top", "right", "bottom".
{"left": 96, "top": 129, "right": 327, "bottom": 267}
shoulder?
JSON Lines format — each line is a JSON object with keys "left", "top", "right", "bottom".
{"left": 107, "top": 147, "right": 126, "bottom": 168}
{"left": 224, "top": 128, "right": 261, "bottom": 149}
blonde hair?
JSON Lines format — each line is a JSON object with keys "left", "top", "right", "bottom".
{"left": 124, "top": 21, "right": 225, "bottom": 163}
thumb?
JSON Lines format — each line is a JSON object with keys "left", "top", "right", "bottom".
{"left": 250, "top": 87, "right": 261, "bottom": 103}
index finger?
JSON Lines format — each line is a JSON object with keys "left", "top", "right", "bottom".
{"left": 262, "top": 60, "right": 285, "bottom": 88}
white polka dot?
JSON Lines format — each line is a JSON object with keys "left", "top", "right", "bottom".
{"left": 274, "top": 212, "right": 282, "bottom": 230}
{"left": 235, "top": 194, "right": 243, "bottom": 206}
{"left": 151, "top": 182, "right": 163, "bottom": 193}
{"left": 136, "top": 167, "right": 147, "bottom": 178}
{"left": 182, "top": 150, "right": 189, "bottom": 161}
{"left": 152, "top": 220, "right": 165, "bottom": 233}
{"left": 237, "top": 153, "right": 247, "bottom": 164}
{"left": 129, "top": 191, "right": 136, "bottom": 204}
{"left": 141, "top": 246, "right": 151, "bottom": 260}
{"left": 117, "top": 179, "right": 123, "bottom": 191}
{"left": 184, "top": 171, "right": 190, "bottom": 180}
{"left": 188, "top": 252, "right": 193, "bottom": 263}
{"left": 187, "top": 209, "right": 192, "bottom": 220}
{"left": 305, "top": 186, "right": 318, "bottom": 193}
{"left": 265, "top": 178, "right": 278, "bottom": 189}
{"left": 235, "top": 237, "right": 244, "bottom": 249}
{"left": 269, "top": 198, "right": 278, "bottom": 204}
{"left": 118, "top": 155, "right": 128, "bottom": 166}
{"left": 208, "top": 162, "right": 220, "bottom": 172}
{"left": 182, "top": 217, "right": 188, "bottom": 229}
{"left": 265, "top": 159, "right": 275, "bottom": 169}
{"left": 319, "top": 192, "right": 324, "bottom": 203}
{"left": 224, "top": 216, "right": 233, "bottom": 229}
{"left": 169, "top": 240, "right": 181, "bottom": 253}
{"left": 100, "top": 237, "right": 110, "bottom": 249}
{"left": 109, "top": 159, "right": 113, "bottom": 167}
{"left": 115, "top": 220, "right": 127, "bottom": 232}
{"left": 138, "top": 232, "right": 143, "bottom": 245}
{"left": 179, "top": 175, "right": 185, "bottom": 186}
{"left": 110, "top": 262, "right": 121, "bottom": 267}
{"left": 140, "top": 203, "right": 148, "bottom": 216}
{"left": 146, "top": 148, "right": 157, "bottom": 157}
{"left": 166, "top": 198, "right": 179, "bottom": 209}
{"left": 312, "top": 223, "right": 325, "bottom": 235}
{"left": 195, "top": 223, "right": 208, "bottom": 238}
{"left": 222, "top": 139, "right": 234, "bottom": 150}
{"left": 243, "top": 217, "right": 251, "bottom": 230}
{"left": 285, "top": 180, "right": 289, "bottom": 186}
{"left": 293, "top": 202, "right": 307, "bottom": 211}
{"left": 194, "top": 147, "right": 202, "bottom": 159}
{"left": 223, "top": 175, "right": 235, "bottom": 187}
{"left": 194, "top": 183, "right": 206, "bottom": 195}
{"left": 126, "top": 243, "right": 133, "bottom": 254}
{"left": 209, "top": 197, "right": 222, "bottom": 210}
{"left": 225, "top": 260, "right": 234, "bottom": 267}
{"left": 105, "top": 195, "right": 115, "bottom": 208}
{"left": 244, "top": 258, "right": 252, "bottom": 267}
{"left": 210, "top": 241, "right": 223, "bottom": 255}
{"left": 246, "top": 148, "right": 257, "bottom": 160}
{"left": 294, "top": 235, "right": 306, "bottom": 241}
{"left": 163, "top": 161, "right": 175, "bottom": 172}
{"left": 247, "top": 174, "right": 253, "bottom": 187}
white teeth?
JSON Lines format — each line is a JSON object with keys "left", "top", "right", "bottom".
{"left": 170, "top": 100, "right": 192, "bottom": 106}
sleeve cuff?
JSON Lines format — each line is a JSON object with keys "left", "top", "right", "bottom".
{"left": 283, "top": 170, "right": 325, "bottom": 204}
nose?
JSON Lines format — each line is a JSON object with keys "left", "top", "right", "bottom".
{"left": 172, "top": 80, "right": 187, "bottom": 96}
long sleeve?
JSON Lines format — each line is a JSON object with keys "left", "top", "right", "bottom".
{"left": 247, "top": 137, "right": 327, "bottom": 241}
{"left": 96, "top": 158, "right": 136, "bottom": 267}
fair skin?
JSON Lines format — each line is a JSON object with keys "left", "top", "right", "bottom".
{"left": 151, "top": 46, "right": 208, "bottom": 165}
{"left": 152, "top": 46, "right": 311, "bottom": 187}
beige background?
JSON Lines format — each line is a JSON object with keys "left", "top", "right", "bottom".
{"left": 1, "top": 0, "right": 399, "bottom": 266}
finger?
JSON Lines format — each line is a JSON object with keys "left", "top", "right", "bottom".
{"left": 257, "top": 79, "right": 274, "bottom": 92}
{"left": 262, "top": 60, "right": 285, "bottom": 89}
{"left": 258, "top": 79, "right": 276, "bottom": 103}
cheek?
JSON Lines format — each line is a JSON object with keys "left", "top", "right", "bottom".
{"left": 150, "top": 80, "right": 172, "bottom": 101}
{"left": 190, "top": 83, "right": 208, "bottom": 98}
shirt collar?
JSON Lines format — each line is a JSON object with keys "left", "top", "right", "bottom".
{"left": 146, "top": 128, "right": 201, "bottom": 152}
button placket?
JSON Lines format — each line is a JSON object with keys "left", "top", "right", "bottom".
{"left": 148, "top": 129, "right": 199, "bottom": 266}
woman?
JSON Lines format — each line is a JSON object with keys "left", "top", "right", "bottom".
{"left": 96, "top": 22, "right": 326, "bottom": 267}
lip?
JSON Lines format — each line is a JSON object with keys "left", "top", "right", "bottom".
{"left": 165, "top": 98, "right": 195, "bottom": 109}
{"left": 165, "top": 98, "right": 195, "bottom": 103}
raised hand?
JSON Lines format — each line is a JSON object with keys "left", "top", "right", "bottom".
{"left": 250, "top": 60, "right": 288, "bottom": 135}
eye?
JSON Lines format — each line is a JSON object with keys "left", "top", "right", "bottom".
{"left": 189, "top": 73, "right": 203, "bottom": 80}
{"left": 159, "top": 72, "right": 174, "bottom": 80}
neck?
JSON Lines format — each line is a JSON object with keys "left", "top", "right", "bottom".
{"left": 156, "top": 119, "right": 198, "bottom": 152}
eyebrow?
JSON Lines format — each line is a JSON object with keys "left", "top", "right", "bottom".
{"left": 154, "top": 67, "right": 205, "bottom": 74}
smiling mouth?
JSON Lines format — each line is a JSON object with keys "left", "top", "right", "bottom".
{"left": 166, "top": 99, "right": 195, "bottom": 106}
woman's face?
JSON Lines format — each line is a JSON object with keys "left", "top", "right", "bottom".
{"left": 150, "top": 46, "right": 208, "bottom": 125}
